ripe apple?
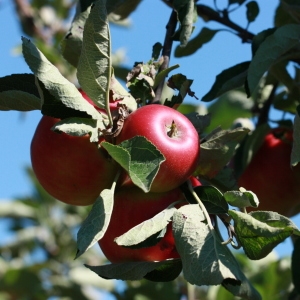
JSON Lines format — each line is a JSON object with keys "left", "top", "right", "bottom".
{"left": 238, "top": 128, "right": 300, "bottom": 217}
{"left": 30, "top": 116, "right": 119, "bottom": 206}
{"left": 116, "top": 104, "right": 200, "bottom": 193}
{"left": 98, "top": 186, "right": 186, "bottom": 263}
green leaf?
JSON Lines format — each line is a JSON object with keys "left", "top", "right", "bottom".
{"left": 224, "top": 188, "right": 259, "bottom": 208}
{"left": 173, "top": 205, "right": 241, "bottom": 286}
{"left": 21, "top": 37, "right": 101, "bottom": 119}
{"left": 275, "top": 1, "right": 300, "bottom": 27}
{"left": 36, "top": 79, "right": 99, "bottom": 120}
{"left": 197, "top": 127, "right": 249, "bottom": 178}
{"left": 115, "top": 203, "right": 179, "bottom": 247}
{"left": 222, "top": 262, "right": 262, "bottom": 300}
{"left": 193, "top": 186, "right": 229, "bottom": 214}
{"left": 251, "top": 28, "right": 277, "bottom": 56}
{"left": 152, "top": 42, "right": 163, "bottom": 60}
{"left": 246, "top": 1, "right": 259, "bottom": 23}
{"left": 153, "top": 64, "right": 180, "bottom": 90}
{"left": 173, "top": 0, "right": 197, "bottom": 46}
{"left": 210, "top": 166, "right": 238, "bottom": 192}
{"left": 53, "top": 117, "right": 101, "bottom": 142}
{"left": 62, "top": 0, "right": 138, "bottom": 68}
{"left": 77, "top": 0, "right": 111, "bottom": 110}
{"left": 175, "top": 27, "right": 220, "bottom": 57}
{"left": 0, "top": 74, "right": 41, "bottom": 111}
{"left": 205, "top": 90, "right": 254, "bottom": 132}
{"left": 61, "top": 8, "right": 90, "bottom": 68}
{"left": 0, "top": 90, "right": 41, "bottom": 112}
{"left": 76, "top": 188, "right": 114, "bottom": 258}
{"left": 110, "top": 0, "right": 143, "bottom": 20}
{"left": 229, "top": 210, "right": 300, "bottom": 260}
{"left": 0, "top": 73, "right": 39, "bottom": 96}
{"left": 85, "top": 259, "right": 181, "bottom": 281}
{"left": 101, "top": 136, "right": 165, "bottom": 192}
{"left": 233, "top": 123, "right": 270, "bottom": 177}
{"left": 184, "top": 112, "right": 211, "bottom": 134}
{"left": 166, "top": 73, "right": 196, "bottom": 107}
{"left": 110, "top": 74, "right": 137, "bottom": 112}
{"left": 247, "top": 24, "right": 300, "bottom": 96}
{"left": 202, "top": 62, "right": 250, "bottom": 102}
{"left": 143, "top": 260, "right": 183, "bottom": 282}
{"left": 291, "top": 111, "right": 300, "bottom": 166}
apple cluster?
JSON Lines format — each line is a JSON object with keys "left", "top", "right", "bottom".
{"left": 30, "top": 91, "right": 201, "bottom": 263}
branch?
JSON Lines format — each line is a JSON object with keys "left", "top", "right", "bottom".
{"left": 197, "top": 5, "right": 255, "bottom": 43}
{"left": 152, "top": 9, "right": 178, "bottom": 104}
{"left": 161, "top": 0, "right": 255, "bottom": 43}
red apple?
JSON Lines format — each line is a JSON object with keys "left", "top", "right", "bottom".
{"left": 98, "top": 186, "right": 186, "bottom": 262}
{"left": 238, "top": 128, "right": 300, "bottom": 217}
{"left": 30, "top": 116, "right": 119, "bottom": 205}
{"left": 116, "top": 104, "right": 200, "bottom": 193}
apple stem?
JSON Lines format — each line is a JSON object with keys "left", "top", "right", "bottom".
{"left": 167, "top": 120, "right": 177, "bottom": 138}
{"left": 187, "top": 180, "right": 214, "bottom": 232}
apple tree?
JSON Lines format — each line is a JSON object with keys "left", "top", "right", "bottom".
{"left": 1, "top": 0, "right": 300, "bottom": 299}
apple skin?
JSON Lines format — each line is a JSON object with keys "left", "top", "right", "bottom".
{"left": 30, "top": 116, "right": 119, "bottom": 206}
{"left": 116, "top": 104, "right": 200, "bottom": 193}
{"left": 238, "top": 128, "right": 300, "bottom": 217}
{"left": 189, "top": 176, "right": 202, "bottom": 188}
{"left": 98, "top": 186, "right": 186, "bottom": 263}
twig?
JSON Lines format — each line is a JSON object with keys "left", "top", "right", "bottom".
{"left": 256, "top": 82, "right": 278, "bottom": 126}
{"left": 152, "top": 9, "right": 178, "bottom": 104}
{"left": 161, "top": 0, "right": 255, "bottom": 43}
{"left": 218, "top": 213, "right": 241, "bottom": 249}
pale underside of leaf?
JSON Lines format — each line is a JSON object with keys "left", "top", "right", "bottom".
{"left": 21, "top": 37, "right": 100, "bottom": 119}
{"left": 229, "top": 210, "right": 299, "bottom": 260}
{"left": 76, "top": 188, "right": 114, "bottom": 258}
{"left": 77, "top": 0, "right": 111, "bottom": 109}
{"left": 53, "top": 117, "right": 101, "bottom": 142}
{"left": 224, "top": 189, "right": 259, "bottom": 208}
{"left": 173, "top": 205, "right": 239, "bottom": 286}
{"left": 115, "top": 206, "right": 178, "bottom": 246}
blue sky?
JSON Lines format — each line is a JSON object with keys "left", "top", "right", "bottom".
{"left": 0, "top": 0, "right": 297, "bottom": 257}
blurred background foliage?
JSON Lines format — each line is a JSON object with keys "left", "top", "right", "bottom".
{"left": 0, "top": 168, "right": 294, "bottom": 299}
